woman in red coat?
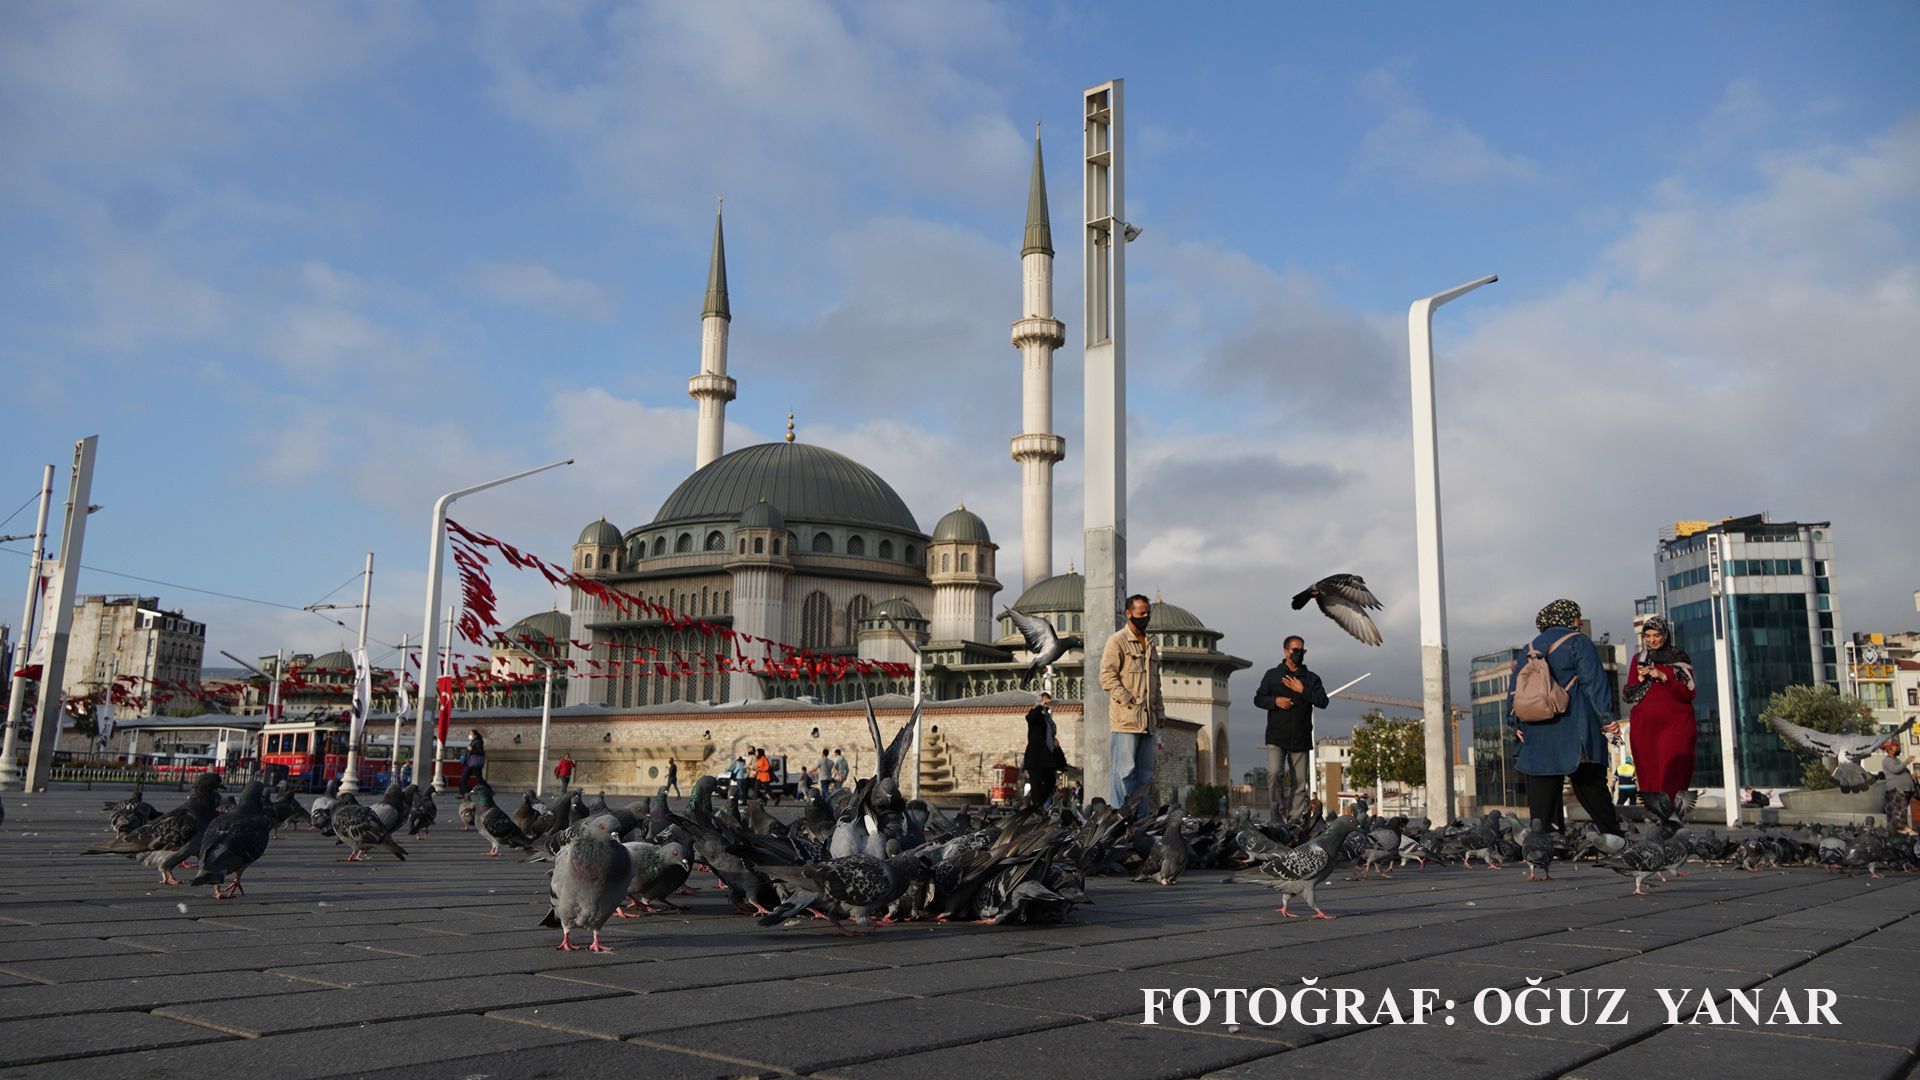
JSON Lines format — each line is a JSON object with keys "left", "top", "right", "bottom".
{"left": 1624, "top": 614, "right": 1697, "bottom": 818}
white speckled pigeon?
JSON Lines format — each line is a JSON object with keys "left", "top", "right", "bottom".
{"left": 759, "top": 851, "right": 924, "bottom": 935}
{"left": 1222, "top": 817, "right": 1358, "bottom": 919}
{"left": 540, "top": 816, "right": 632, "bottom": 952}
{"left": 85, "top": 772, "right": 223, "bottom": 884}
{"left": 330, "top": 800, "right": 408, "bottom": 862}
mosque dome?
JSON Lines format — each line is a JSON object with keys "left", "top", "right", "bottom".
{"left": 931, "top": 505, "right": 991, "bottom": 543}
{"left": 737, "top": 500, "right": 786, "bottom": 530}
{"left": 1147, "top": 601, "right": 1206, "bottom": 631}
{"left": 309, "top": 649, "right": 354, "bottom": 672}
{"left": 503, "top": 610, "right": 571, "bottom": 645}
{"left": 869, "top": 597, "right": 926, "bottom": 623}
{"left": 1011, "top": 571, "right": 1083, "bottom": 614}
{"left": 651, "top": 442, "right": 922, "bottom": 533}
{"left": 577, "top": 518, "right": 622, "bottom": 546}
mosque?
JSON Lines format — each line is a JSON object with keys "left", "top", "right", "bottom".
{"left": 462, "top": 134, "right": 1250, "bottom": 798}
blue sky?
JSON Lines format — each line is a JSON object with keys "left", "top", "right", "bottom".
{"left": 3, "top": 2, "right": 1916, "bottom": 773}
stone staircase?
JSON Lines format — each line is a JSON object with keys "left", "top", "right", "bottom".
{"left": 918, "top": 727, "right": 957, "bottom": 796}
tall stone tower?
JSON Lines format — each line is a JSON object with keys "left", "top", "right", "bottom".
{"left": 689, "top": 206, "right": 737, "bottom": 471}
{"left": 928, "top": 506, "right": 1000, "bottom": 643}
{"left": 1010, "top": 128, "right": 1067, "bottom": 591}
{"left": 726, "top": 500, "right": 790, "bottom": 702}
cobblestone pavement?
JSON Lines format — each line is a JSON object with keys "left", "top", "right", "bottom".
{"left": 0, "top": 788, "right": 1915, "bottom": 1080}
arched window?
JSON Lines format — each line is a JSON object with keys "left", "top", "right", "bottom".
{"left": 701, "top": 588, "right": 709, "bottom": 616}
{"left": 581, "top": 553, "right": 591, "bottom": 569}
{"left": 739, "top": 538, "right": 746, "bottom": 554}
{"left": 812, "top": 532, "right": 833, "bottom": 553}
{"left": 705, "top": 530, "right": 726, "bottom": 551}
{"left": 676, "top": 533, "right": 694, "bottom": 554}
{"left": 773, "top": 537, "right": 782, "bottom": 554}
{"left": 753, "top": 536, "right": 765, "bottom": 554}
{"left": 652, "top": 536, "right": 666, "bottom": 557}
{"left": 847, "top": 535, "right": 866, "bottom": 556}
{"left": 878, "top": 539, "right": 894, "bottom": 560}
{"left": 904, "top": 544, "right": 917, "bottom": 566}
{"left": 801, "top": 591, "right": 832, "bottom": 649}
{"left": 599, "top": 553, "right": 609, "bottom": 570}
{"left": 846, "top": 595, "right": 871, "bottom": 644}
{"left": 941, "top": 553, "right": 951, "bottom": 572}
{"left": 958, "top": 553, "right": 971, "bottom": 572}
{"left": 723, "top": 590, "right": 730, "bottom": 613}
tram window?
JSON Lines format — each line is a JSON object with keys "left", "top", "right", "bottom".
{"left": 295, "top": 733, "right": 310, "bottom": 752}
{"left": 267, "top": 734, "right": 281, "bottom": 753}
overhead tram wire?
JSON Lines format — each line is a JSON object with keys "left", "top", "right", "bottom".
{"left": 0, "top": 489, "right": 40, "bottom": 533}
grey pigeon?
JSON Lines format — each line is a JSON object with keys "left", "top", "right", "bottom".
{"left": 1598, "top": 831, "right": 1668, "bottom": 895}
{"left": 309, "top": 779, "right": 341, "bottom": 833}
{"left": 1766, "top": 714, "right": 1914, "bottom": 793}
{"left": 1289, "top": 573, "right": 1384, "bottom": 647}
{"left": 404, "top": 784, "right": 437, "bottom": 838}
{"left": 1223, "top": 817, "right": 1358, "bottom": 919}
{"left": 370, "top": 784, "right": 408, "bottom": 834}
{"left": 330, "top": 801, "right": 407, "bottom": 862}
{"left": 85, "top": 772, "right": 223, "bottom": 884}
{"left": 1358, "top": 820, "right": 1404, "bottom": 880}
{"left": 540, "top": 816, "right": 632, "bottom": 952}
{"left": 473, "top": 785, "right": 536, "bottom": 857}
{"left": 616, "top": 840, "right": 693, "bottom": 915}
{"left": 189, "top": 780, "right": 273, "bottom": 899}
{"left": 107, "top": 788, "right": 156, "bottom": 836}
{"left": 760, "top": 852, "right": 925, "bottom": 934}
{"left": 1521, "top": 819, "right": 1554, "bottom": 881}
{"left": 1132, "top": 807, "right": 1192, "bottom": 885}
{"left": 1002, "top": 608, "right": 1082, "bottom": 683}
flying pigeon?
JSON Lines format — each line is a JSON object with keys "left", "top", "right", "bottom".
{"left": 1002, "top": 608, "right": 1082, "bottom": 683}
{"left": 1223, "top": 817, "right": 1358, "bottom": 919}
{"left": 1289, "top": 574, "right": 1384, "bottom": 646}
{"left": 1766, "top": 714, "right": 1915, "bottom": 793}
{"left": 540, "top": 816, "right": 632, "bottom": 952}
{"left": 189, "top": 780, "right": 273, "bottom": 899}
{"left": 85, "top": 772, "right": 223, "bottom": 884}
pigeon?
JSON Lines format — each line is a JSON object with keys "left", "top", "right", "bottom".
{"left": 309, "top": 779, "right": 341, "bottom": 833}
{"left": 616, "top": 840, "right": 693, "bottom": 915}
{"left": 85, "top": 772, "right": 223, "bottom": 884}
{"left": 1521, "top": 819, "right": 1554, "bottom": 881}
{"left": 759, "top": 852, "right": 925, "bottom": 934}
{"left": 107, "top": 788, "right": 156, "bottom": 836}
{"left": 1766, "top": 714, "right": 1915, "bottom": 793}
{"left": 1223, "top": 817, "right": 1358, "bottom": 919}
{"left": 267, "top": 784, "right": 305, "bottom": 833}
{"left": 473, "top": 785, "right": 536, "bottom": 857}
{"left": 457, "top": 790, "right": 477, "bottom": 831}
{"left": 512, "top": 791, "right": 541, "bottom": 834}
{"left": 404, "top": 785, "right": 437, "bottom": 838}
{"left": 1598, "top": 831, "right": 1668, "bottom": 895}
{"left": 1002, "top": 608, "right": 1082, "bottom": 683}
{"left": 1357, "top": 820, "right": 1405, "bottom": 880}
{"left": 189, "top": 780, "right": 274, "bottom": 899}
{"left": 370, "top": 784, "right": 409, "bottom": 834}
{"left": 1289, "top": 574, "right": 1384, "bottom": 647}
{"left": 329, "top": 801, "right": 408, "bottom": 862}
{"left": 540, "top": 816, "right": 632, "bottom": 952}
{"left": 1132, "top": 807, "right": 1192, "bottom": 886}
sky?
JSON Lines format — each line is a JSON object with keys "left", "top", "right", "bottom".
{"left": 2, "top": 1, "right": 1917, "bottom": 777}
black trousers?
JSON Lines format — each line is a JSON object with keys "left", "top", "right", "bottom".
{"left": 1024, "top": 754, "right": 1058, "bottom": 806}
{"left": 1526, "top": 761, "right": 1621, "bottom": 835}
{"left": 459, "top": 763, "right": 484, "bottom": 794}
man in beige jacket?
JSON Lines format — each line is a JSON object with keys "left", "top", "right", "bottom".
{"left": 1099, "top": 593, "right": 1167, "bottom": 809}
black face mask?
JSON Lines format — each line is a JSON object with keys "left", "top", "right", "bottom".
{"left": 1289, "top": 648, "right": 1306, "bottom": 664}
{"left": 1129, "top": 615, "right": 1150, "bottom": 632}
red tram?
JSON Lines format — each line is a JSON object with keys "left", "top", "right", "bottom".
{"left": 256, "top": 715, "right": 456, "bottom": 789}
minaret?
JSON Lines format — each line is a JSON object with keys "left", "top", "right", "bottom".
{"left": 1010, "top": 127, "right": 1067, "bottom": 591}
{"left": 689, "top": 203, "right": 737, "bottom": 471}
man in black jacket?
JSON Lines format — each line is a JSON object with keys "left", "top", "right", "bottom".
{"left": 1253, "top": 635, "right": 1329, "bottom": 822}
{"left": 1022, "top": 692, "right": 1067, "bottom": 806}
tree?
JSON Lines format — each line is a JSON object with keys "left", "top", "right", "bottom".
{"left": 1348, "top": 709, "right": 1426, "bottom": 791}
{"left": 1764, "top": 684, "right": 1875, "bottom": 791}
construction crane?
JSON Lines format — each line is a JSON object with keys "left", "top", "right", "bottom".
{"left": 1331, "top": 690, "right": 1468, "bottom": 766}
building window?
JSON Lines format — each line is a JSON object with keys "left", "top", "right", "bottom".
{"left": 878, "top": 539, "right": 894, "bottom": 560}
{"left": 653, "top": 536, "right": 667, "bottom": 557}
{"left": 801, "top": 592, "right": 832, "bottom": 649}
{"left": 904, "top": 544, "right": 917, "bottom": 565}
{"left": 847, "top": 535, "right": 866, "bottom": 557}
{"left": 739, "top": 538, "right": 746, "bottom": 554}
{"left": 846, "top": 595, "right": 871, "bottom": 643}
{"left": 723, "top": 590, "right": 731, "bottom": 613}
{"left": 752, "top": 536, "right": 764, "bottom": 554}
{"left": 599, "top": 553, "right": 609, "bottom": 570}
{"left": 941, "top": 553, "right": 951, "bottom": 572}
{"left": 676, "top": 533, "right": 694, "bottom": 554}
{"left": 958, "top": 552, "right": 971, "bottom": 572}
{"left": 812, "top": 532, "right": 833, "bottom": 553}
{"left": 772, "top": 538, "right": 782, "bottom": 554}
{"left": 706, "top": 530, "right": 726, "bottom": 551}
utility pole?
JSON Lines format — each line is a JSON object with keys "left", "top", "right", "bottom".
{"left": 25, "top": 436, "right": 100, "bottom": 793}
{"left": 0, "top": 464, "right": 54, "bottom": 789}
{"left": 1081, "top": 79, "right": 1127, "bottom": 810}
{"left": 338, "top": 552, "right": 374, "bottom": 794}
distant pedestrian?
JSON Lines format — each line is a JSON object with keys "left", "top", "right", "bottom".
{"left": 831, "top": 748, "right": 849, "bottom": 792}
{"left": 1253, "top": 634, "right": 1328, "bottom": 822}
{"left": 1879, "top": 741, "right": 1913, "bottom": 834}
{"left": 665, "top": 757, "right": 681, "bottom": 797}
{"left": 816, "top": 748, "right": 833, "bottom": 795}
{"left": 753, "top": 748, "right": 773, "bottom": 804}
{"left": 1614, "top": 759, "right": 1637, "bottom": 806}
{"left": 726, "top": 757, "right": 746, "bottom": 807}
{"left": 1022, "top": 692, "right": 1066, "bottom": 806}
{"left": 1624, "top": 614, "right": 1696, "bottom": 819}
{"left": 554, "top": 752, "right": 576, "bottom": 794}
{"left": 459, "top": 729, "right": 487, "bottom": 795}
{"left": 1507, "top": 600, "right": 1623, "bottom": 838}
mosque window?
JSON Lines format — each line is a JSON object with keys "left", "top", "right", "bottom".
{"left": 676, "top": 533, "right": 694, "bottom": 554}
{"left": 801, "top": 592, "right": 832, "bottom": 649}
{"left": 847, "top": 595, "right": 871, "bottom": 643}
{"left": 904, "top": 544, "right": 917, "bottom": 566}
{"left": 773, "top": 538, "right": 782, "bottom": 554}
{"left": 599, "top": 553, "right": 609, "bottom": 570}
{"left": 723, "top": 590, "right": 730, "bottom": 613}
{"left": 847, "top": 535, "right": 865, "bottom": 556}
{"left": 941, "top": 553, "right": 950, "bottom": 572}
{"left": 653, "top": 536, "right": 666, "bottom": 557}
{"left": 753, "top": 537, "right": 764, "bottom": 554}
{"left": 812, "top": 532, "right": 833, "bottom": 553}
{"left": 959, "top": 553, "right": 971, "bottom": 572}
{"left": 739, "top": 538, "right": 746, "bottom": 554}
{"left": 706, "top": 530, "right": 726, "bottom": 551}
{"left": 878, "top": 539, "right": 894, "bottom": 560}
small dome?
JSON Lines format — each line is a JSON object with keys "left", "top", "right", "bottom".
{"left": 1149, "top": 602, "right": 1207, "bottom": 632}
{"left": 868, "top": 597, "right": 926, "bottom": 624}
{"left": 1012, "top": 571, "right": 1082, "bottom": 614}
{"left": 577, "top": 518, "right": 622, "bottom": 546}
{"left": 309, "top": 649, "right": 354, "bottom": 672}
{"left": 931, "top": 504, "right": 991, "bottom": 543}
{"left": 738, "top": 500, "right": 786, "bottom": 530}
{"left": 504, "top": 610, "right": 571, "bottom": 645}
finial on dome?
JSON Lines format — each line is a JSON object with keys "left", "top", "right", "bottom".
{"left": 1068, "top": 561, "right": 1076, "bottom": 574}
{"left": 785, "top": 412, "right": 796, "bottom": 443}
{"left": 958, "top": 502, "right": 966, "bottom": 511}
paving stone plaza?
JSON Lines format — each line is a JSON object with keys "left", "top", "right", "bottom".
{"left": 0, "top": 787, "right": 1915, "bottom": 1079}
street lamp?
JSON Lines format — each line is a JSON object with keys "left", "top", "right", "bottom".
{"left": 408, "top": 459, "right": 572, "bottom": 793}
{"left": 1408, "top": 274, "right": 1496, "bottom": 824}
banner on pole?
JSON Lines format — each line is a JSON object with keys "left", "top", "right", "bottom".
{"left": 435, "top": 675, "right": 452, "bottom": 742}
{"left": 95, "top": 700, "right": 115, "bottom": 750}
{"left": 349, "top": 648, "right": 371, "bottom": 741}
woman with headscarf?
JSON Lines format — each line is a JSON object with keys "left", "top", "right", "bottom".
{"left": 1507, "top": 599, "right": 1624, "bottom": 839}
{"left": 1623, "top": 614, "right": 1696, "bottom": 819}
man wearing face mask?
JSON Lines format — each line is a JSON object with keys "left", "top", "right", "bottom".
{"left": 1099, "top": 594, "right": 1168, "bottom": 811}
{"left": 1254, "top": 635, "right": 1329, "bottom": 822}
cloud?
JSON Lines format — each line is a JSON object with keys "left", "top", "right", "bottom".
{"left": 1354, "top": 66, "right": 1541, "bottom": 187}
{"left": 465, "top": 261, "right": 615, "bottom": 319}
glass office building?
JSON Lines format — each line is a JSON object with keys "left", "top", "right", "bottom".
{"left": 1470, "top": 646, "right": 1527, "bottom": 809}
{"left": 1655, "top": 515, "right": 1838, "bottom": 789}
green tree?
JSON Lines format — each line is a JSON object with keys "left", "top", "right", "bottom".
{"left": 1348, "top": 709, "right": 1426, "bottom": 790}
{"left": 1764, "top": 684, "right": 1875, "bottom": 791}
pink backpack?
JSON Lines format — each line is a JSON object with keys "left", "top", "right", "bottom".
{"left": 1512, "top": 632, "right": 1576, "bottom": 723}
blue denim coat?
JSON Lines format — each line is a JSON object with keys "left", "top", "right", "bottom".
{"left": 1506, "top": 627, "right": 1614, "bottom": 775}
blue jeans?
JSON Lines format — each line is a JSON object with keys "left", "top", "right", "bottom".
{"left": 1110, "top": 730, "right": 1156, "bottom": 808}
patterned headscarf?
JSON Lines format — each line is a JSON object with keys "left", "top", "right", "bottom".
{"left": 1626, "top": 611, "right": 1694, "bottom": 704}
{"left": 1535, "top": 599, "right": 1582, "bottom": 632}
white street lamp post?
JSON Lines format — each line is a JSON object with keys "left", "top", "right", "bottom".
{"left": 338, "top": 552, "right": 374, "bottom": 795}
{"left": 1408, "top": 274, "right": 1496, "bottom": 824}
{"left": 409, "top": 459, "right": 572, "bottom": 792}
{"left": 535, "top": 660, "right": 555, "bottom": 798}
{"left": 0, "top": 464, "right": 54, "bottom": 790}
